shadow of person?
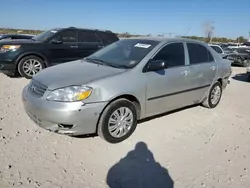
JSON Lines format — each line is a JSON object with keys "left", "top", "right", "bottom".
{"left": 106, "top": 142, "right": 174, "bottom": 188}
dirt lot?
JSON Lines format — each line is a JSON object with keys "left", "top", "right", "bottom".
{"left": 0, "top": 67, "right": 250, "bottom": 188}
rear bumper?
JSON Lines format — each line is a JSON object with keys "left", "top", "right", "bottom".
{"left": 22, "top": 85, "right": 108, "bottom": 136}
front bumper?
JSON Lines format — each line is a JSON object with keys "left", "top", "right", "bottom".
{"left": 0, "top": 52, "right": 17, "bottom": 75}
{"left": 22, "top": 85, "right": 108, "bottom": 136}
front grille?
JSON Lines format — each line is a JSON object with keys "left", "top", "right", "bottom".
{"left": 28, "top": 80, "right": 47, "bottom": 97}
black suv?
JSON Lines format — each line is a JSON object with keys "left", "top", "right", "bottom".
{"left": 0, "top": 27, "right": 119, "bottom": 78}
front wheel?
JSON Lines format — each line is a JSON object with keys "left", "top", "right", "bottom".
{"left": 97, "top": 99, "right": 138, "bottom": 144}
{"left": 17, "top": 55, "right": 45, "bottom": 79}
{"left": 202, "top": 81, "right": 222, "bottom": 109}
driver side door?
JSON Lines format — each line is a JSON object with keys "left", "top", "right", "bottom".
{"left": 145, "top": 42, "right": 192, "bottom": 117}
{"left": 46, "top": 29, "right": 80, "bottom": 65}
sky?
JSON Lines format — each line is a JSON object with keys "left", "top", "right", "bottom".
{"left": 1, "top": 0, "right": 250, "bottom": 39}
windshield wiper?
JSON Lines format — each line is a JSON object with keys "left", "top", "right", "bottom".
{"left": 85, "top": 58, "right": 130, "bottom": 69}
{"left": 84, "top": 58, "right": 106, "bottom": 65}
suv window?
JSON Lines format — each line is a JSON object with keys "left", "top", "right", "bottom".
{"left": 152, "top": 43, "right": 185, "bottom": 68}
{"left": 78, "top": 30, "right": 98, "bottom": 43}
{"left": 210, "top": 45, "right": 223, "bottom": 54}
{"left": 54, "top": 30, "right": 77, "bottom": 43}
{"left": 187, "top": 43, "right": 214, "bottom": 64}
{"left": 98, "top": 32, "right": 119, "bottom": 44}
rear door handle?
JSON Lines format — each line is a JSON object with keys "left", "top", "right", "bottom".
{"left": 70, "top": 45, "right": 78, "bottom": 48}
{"left": 181, "top": 70, "right": 188, "bottom": 76}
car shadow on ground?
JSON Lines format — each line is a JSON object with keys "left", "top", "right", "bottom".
{"left": 232, "top": 73, "right": 249, "bottom": 83}
{"left": 139, "top": 104, "right": 199, "bottom": 123}
{"left": 73, "top": 104, "right": 199, "bottom": 139}
{"left": 106, "top": 142, "right": 174, "bottom": 188}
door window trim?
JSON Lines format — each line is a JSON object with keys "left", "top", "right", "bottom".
{"left": 186, "top": 42, "right": 215, "bottom": 66}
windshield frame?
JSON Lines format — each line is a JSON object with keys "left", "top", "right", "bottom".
{"left": 85, "top": 39, "right": 160, "bottom": 69}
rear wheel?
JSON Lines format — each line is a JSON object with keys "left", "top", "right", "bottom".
{"left": 17, "top": 55, "right": 45, "bottom": 79}
{"left": 97, "top": 99, "right": 137, "bottom": 144}
{"left": 243, "top": 59, "right": 250, "bottom": 67}
{"left": 202, "top": 81, "right": 222, "bottom": 109}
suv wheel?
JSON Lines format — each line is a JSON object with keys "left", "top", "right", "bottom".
{"left": 243, "top": 59, "right": 250, "bottom": 67}
{"left": 97, "top": 99, "right": 137, "bottom": 144}
{"left": 18, "top": 55, "right": 45, "bottom": 79}
{"left": 202, "top": 81, "right": 222, "bottom": 109}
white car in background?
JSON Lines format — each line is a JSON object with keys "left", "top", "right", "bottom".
{"left": 209, "top": 44, "right": 228, "bottom": 58}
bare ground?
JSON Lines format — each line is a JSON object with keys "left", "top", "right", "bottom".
{"left": 0, "top": 67, "right": 250, "bottom": 188}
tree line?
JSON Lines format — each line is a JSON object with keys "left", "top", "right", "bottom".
{"left": 0, "top": 28, "right": 248, "bottom": 43}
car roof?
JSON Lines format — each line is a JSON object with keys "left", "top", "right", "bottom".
{"left": 54, "top": 27, "right": 115, "bottom": 33}
{"left": 121, "top": 36, "right": 207, "bottom": 44}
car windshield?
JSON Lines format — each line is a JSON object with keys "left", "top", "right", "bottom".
{"left": 85, "top": 39, "right": 159, "bottom": 69}
{"left": 32, "top": 29, "right": 60, "bottom": 41}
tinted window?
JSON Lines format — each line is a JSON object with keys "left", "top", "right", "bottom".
{"left": 211, "top": 46, "right": 223, "bottom": 54}
{"left": 78, "top": 30, "right": 98, "bottom": 42}
{"left": 153, "top": 43, "right": 185, "bottom": 67}
{"left": 187, "top": 43, "right": 214, "bottom": 64}
{"left": 54, "top": 30, "right": 77, "bottom": 42}
{"left": 98, "top": 32, "right": 119, "bottom": 44}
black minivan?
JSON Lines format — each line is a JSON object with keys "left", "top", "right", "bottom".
{"left": 0, "top": 27, "right": 119, "bottom": 78}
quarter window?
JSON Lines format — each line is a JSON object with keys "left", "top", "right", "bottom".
{"left": 187, "top": 43, "right": 214, "bottom": 64}
{"left": 152, "top": 43, "right": 185, "bottom": 68}
{"left": 78, "top": 30, "right": 98, "bottom": 43}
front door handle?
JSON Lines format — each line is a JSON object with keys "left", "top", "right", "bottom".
{"left": 181, "top": 70, "right": 188, "bottom": 76}
{"left": 70, "top": 45, "right": 78, "bottom": 48}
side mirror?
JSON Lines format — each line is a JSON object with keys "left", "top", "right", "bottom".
{"left": 50, "top": 39, "right": 63, "bottom": 44}
{"left": 146, "top": 59, "right": 168, "bottom": 72}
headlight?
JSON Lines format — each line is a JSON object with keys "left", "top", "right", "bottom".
{"left": 0, "top": 45, "right": 21, "bottom": 53}
{"left": 46, "top": 86, "right": 92, "bottom": 102}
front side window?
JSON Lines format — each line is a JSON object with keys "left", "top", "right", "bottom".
{"left": 85, "top": 39, "right": 159, "bottom": 69}
{"left": 187, "top": 43, "right": 214, "bottom": 64}
{"left": 152, "top": 43, "right": 185, "bottom": 68}
{"left": 53, "top": 30, "right": 77, "bottom": 43}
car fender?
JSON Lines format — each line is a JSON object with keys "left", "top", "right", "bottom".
{"left": 15, "top": 51, "right": 49, "bottom": 67}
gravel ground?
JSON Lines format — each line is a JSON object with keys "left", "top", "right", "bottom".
{"left": 0, "top": 67, "right": 250, "bottom": 188}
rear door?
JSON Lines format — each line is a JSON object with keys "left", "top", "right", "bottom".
{"left": 186, "top": 42, "right": 217, "bottom": 103}
{"left": 77, "top": 30, "right": 103, "bottom": 58}
{"left": 47, "top": 29, "right": 79, "bottom": 65}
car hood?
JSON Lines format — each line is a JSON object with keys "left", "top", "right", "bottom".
{"left": 0, "top": 39, "right": 41, "bottom": 45}
{"left": 33, "top": 59, "right": 127, "bottom": 90}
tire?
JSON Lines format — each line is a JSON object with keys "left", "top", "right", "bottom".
{"left": 97, "top": 98, "right": 137, "bottom": 144}
{"left": 17, "top": 55, "right": 45, "bottom": 79}
{"left": 243, "top": 59, "right": 250, "bottom": 67}
{"left": 202, "top": 81, "right": 222, "bottom": 109}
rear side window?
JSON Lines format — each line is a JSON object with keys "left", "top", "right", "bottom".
{"left": 98, "top": 32, "right": 119, "bottom": 44}
{"left": 211, "top": 46, "right": 223, "bottom": 54}
{"left": 153, "top": 43, "right": 185, "bottom": 68}
{"left": 187, "top": 43, "right": 214, "bottom": 64}
{"left": 78, "top": 30, "right": 99, "bottom": 43}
